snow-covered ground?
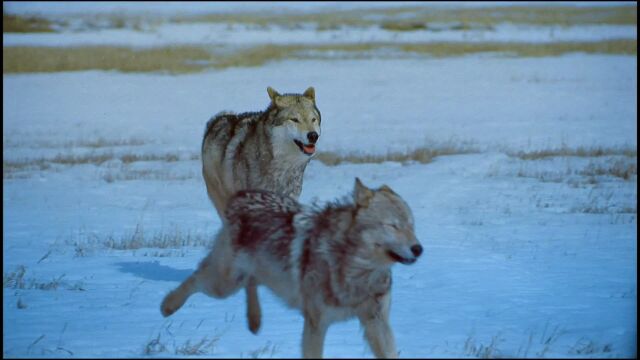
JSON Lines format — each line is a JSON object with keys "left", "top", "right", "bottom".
{"left": 3, "top": 56, "right": 637, "bottom": 156}
{"left": 4, "top": 1, "right": 632, "bottom": 16}
{"left": 4, "top": 23, "right": 636, "bottom": 48}
{"left": 3, "top": 3, "right": 637, "bottom": 359}
{"left": 3, "top": 1, "right": 636, "bottom": 48}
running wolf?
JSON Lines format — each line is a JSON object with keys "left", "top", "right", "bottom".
{"left": 161, "top": 178, "right": 423, "bottom": 358}
{"left": 201, "top": 86, "right": 321, "bottom": 333}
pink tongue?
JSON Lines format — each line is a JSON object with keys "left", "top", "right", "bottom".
{"left": 303, "top": 145, "right": 315, "bottom": 154}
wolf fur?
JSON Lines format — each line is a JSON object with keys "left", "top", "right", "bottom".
{"left": 201, "top": 86, "right": 321, "bottom": 333}
{"left": 160, "top": 178, "right": 423, "bottom": 358}
{"left": 201, "top": 86, "right": 321, "bottom": 219}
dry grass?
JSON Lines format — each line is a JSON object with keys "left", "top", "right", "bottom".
{"left": 3, "top": 137, "right": 147, "bottom": 149}
{"left": 49, "top": 152, "right": 115, "bottom": 165}
{"left": 102, "top": 167, "right": 195, "bottom": 183}
{"left": 3, "top": 46, "right": 214, "bottom": 74}
{"left": 4, "top": 39, "right": 637, "bottom": 74}
{"left": 73, "top": 137, "right": 147, "bottom": 148}
{"left": 509, "top": 145, "right": 637, "bottom": 160}
{"left": 8, "top": 5, "right": 633, "bottom": 35}
{"left": 570, "top": 338, "right": 613, "bottom": 355}
{"left": 515, "top": 158, "right": 636, "bottom": 183}
{"left": 69, "top": 225, "right": 211, "bottom": 255}
{"left": 174, "top": 5, "right": 637, "bottom": 28}
{"left": 570, "top": 189, "right": 637, "bottom": 214}
{"left": 497, "top": 146, "right": 637, "bottom": 187}
{"left": 3, "top": 266, "right": 85, "bottom": 291}
{"left": 579, "top": 159, "right": 637, "bottom": 180}
{"left": 4, "top": 150, "right": 200, "bottom": 180}
{"left": 3, "top": 12, "right": 56, "bottom": 33}
{"left": 3, "top": 151, "right": 192, "bottom": 177}
{"left": 381, "top": 21, "right": 428, "bottom": 32}
{"left": 464, "top": 334, "right": 504, "bottom": 359}
{"left": 144, "top": 333, "right": 219, "bottom": 356}
{"left": 143, "top": 334, "right": 168, "bottom": 356}
{"left": 315, "top": 141, "right": 478, "bottom": 166}
{"left": 3, "top": 153, "right": 111, "bottom": 175}
{"left": 120, "top": 153, "right": 179, "bottom": 163}
{"left": 397, "top": 40, "right": 637, "bottom": 58}
{"left": 2, "top": 152, "right": 199, "bottom": 183}
{"left": 174, "top": 337, "right": 219, "bottom": 356}
{"left": 104, "top": 226, "right": 210, "bottom": 250}
{"left": 246, "top": 342, "right": 278, "bottom": 358}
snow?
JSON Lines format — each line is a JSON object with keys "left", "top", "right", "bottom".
{"left": 3, "top": 152, "right": 636, "bottom": 358}
{"left": 3, "top": 1, "right": 632, "bottom": 16}
{"left": 3, "top": 1, "right": 636, "bottom": 48}
{"left": 4, "top": 56, "right": 637, "bottom": 157}
{"left": 3, "top": 3, "right": 637, "bottom": 359}
{"left": 3, "top": 23, "right": 636, "bottom": 48}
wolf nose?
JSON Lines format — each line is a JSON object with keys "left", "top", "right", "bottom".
{"left": 411, "top": 245, "right": 423, "bottom": 257}
{"left": 307, "top": 131, "right": 319, "bottom": 144}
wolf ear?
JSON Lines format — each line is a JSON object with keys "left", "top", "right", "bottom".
{"left": 267, "top": 86, "right": 281, "bottom": 102}
{"left": 303, "top": 87, "right": 315, "bottom": 102}
{"left": 379, "top": 184, "right": 395, "bottom": 194}
{"left": 354, "top": 177, "right": 374, "bottom": 206}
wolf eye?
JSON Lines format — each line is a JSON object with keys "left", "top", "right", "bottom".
{"left": 290, "top": 118, "right": 299, "bottom": 123}
{"left": 312, "top": 118, "right": 317, "bottom": 123}
{"left": 384, "top": 223, "right": 399, "bottom": 230}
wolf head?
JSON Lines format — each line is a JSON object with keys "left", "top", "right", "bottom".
{"left": 267, "top": 86, "right": 321, "bottom": 157}
{"left": 352, "top": 178, "right": 422, "bottom": 266}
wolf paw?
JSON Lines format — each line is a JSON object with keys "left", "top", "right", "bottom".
{"left": 248, "top": 313, "right": 261, "bottom": 334}
{"left": 160, "top": 291, "right": 183, "bottom": 317}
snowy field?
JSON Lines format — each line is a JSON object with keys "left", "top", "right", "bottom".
{"left": 3, "top": 2, "right": 637, "bottom": 358}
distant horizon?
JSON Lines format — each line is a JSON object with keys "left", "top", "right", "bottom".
{"left": 4, "top": 1, "right": 634, "bottom": 16}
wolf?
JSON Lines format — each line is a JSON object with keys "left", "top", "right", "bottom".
{"left": 161, "top": 178, "right": 423, "bottom": 358}
{"left": 201, "top": 86, "right": 321, "bottom": 333}
{"left": 202, "top": 86, "right": 321, "bottom": 219}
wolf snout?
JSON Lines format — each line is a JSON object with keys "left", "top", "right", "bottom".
{"left": 307, "top": 131, "right": 319, "bottom": 144}
{"left": 411, "top": 244, "right": 423, "bottom": 257}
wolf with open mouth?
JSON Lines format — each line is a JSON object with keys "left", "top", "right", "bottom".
{"left": 201, "top": 86, "right": 321, "bottom": 334}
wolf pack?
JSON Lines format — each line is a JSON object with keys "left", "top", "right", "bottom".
{"left": 160, "top": 87, "right": 423, "bottom": 358}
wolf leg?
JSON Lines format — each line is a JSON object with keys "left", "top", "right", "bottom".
{"left": 246, "top": 277, "right": 262, "bottom": 334}
{"left": 302, "top": 316, "right": 328, "bottom": 358}
{"left": 359, "top": 294, "right": 398, "bottom": 358}
{"left": 160, "top": 230, "right": 244, "bottom": 317}
{"left": 161, "top": 273, "right": 199, "bottom": 317}
{"left": 361, "top": 317, "right": 397, "bottom": 358}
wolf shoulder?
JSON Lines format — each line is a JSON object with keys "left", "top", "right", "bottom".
{"left": 226, "top": 190, "right": 302, "bottom": 220}
{"left": 202, "top": 110, "right": 264, "bottom": 148}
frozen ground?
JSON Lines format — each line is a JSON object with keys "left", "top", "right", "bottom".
{"left": 3, "top": 53, "right": 637, "bottom": 358}
{"left": 3, "top": 2, "right": 636, "bottom": 48}
{"left": 4, "top": 23, "right": 636, "bottom": 48}
{"left": 3, "top": 3, "right": 637, "bottom": 359}
{"left": 4, "top": 1, "right": 632, "bottom": 16}
{"left": 3, "top": 56, "right": 637, "bottom": 156}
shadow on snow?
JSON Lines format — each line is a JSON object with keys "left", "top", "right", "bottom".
{"left": 115, "top": 261, "right": 192, "bottom": 282}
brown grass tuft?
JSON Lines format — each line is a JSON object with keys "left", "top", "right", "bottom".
{"left": 3, "top": 12, "right": 56, "bottom": 33}
{"left": 3, "top": 46, "right": 213, "bottom": 74}
{"left": 315, "top": 142, "right": 478, "bottom": 166}
{"left": 509, "top": 146, "right": 637, "bottom": 160}
{"left": 4, "top": 40, "right": 636, "bottom": 74}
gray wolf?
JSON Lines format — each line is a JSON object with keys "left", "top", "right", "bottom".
{"left": 201, "top": 86, "right": 321, "bottom": 219}
{"left": 160, "top": 178, "right": 423, "bottom": 358}
{"left": 201, "top": 86, "right": 321, "bottom": 333}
